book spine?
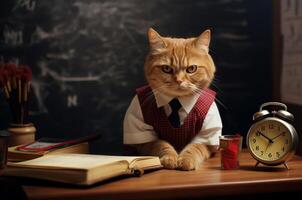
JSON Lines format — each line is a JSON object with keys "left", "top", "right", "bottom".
{"left": 127, "top": 167, "right": 144, "bottom": 177}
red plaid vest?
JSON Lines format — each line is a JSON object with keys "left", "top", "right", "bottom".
{"left": 136, "top": 85, "right": 216, "bottom": 151}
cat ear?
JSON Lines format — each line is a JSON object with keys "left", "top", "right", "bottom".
{"left": 194, "top": 29, "right": 211, "bottom": 53}
{"left": 148, "top": 28, "right": 166, "bottom": 54}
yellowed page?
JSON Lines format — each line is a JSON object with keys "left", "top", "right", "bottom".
{"left": 7, "top": 153, "right": 154, "bottom": 170}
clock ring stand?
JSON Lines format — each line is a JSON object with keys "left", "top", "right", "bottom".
{"left": 246, "top": 102, "right": 299, "bottom": 169}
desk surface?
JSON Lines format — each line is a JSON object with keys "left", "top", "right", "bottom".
{"left": 23, "top": 150, "right": 302, "bottom": 200}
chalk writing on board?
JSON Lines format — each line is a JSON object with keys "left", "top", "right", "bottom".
{"left": 3, "top": 26, "right": 23, "bottom": 46}
{"left": 67, "top": 95, "right": 78, "bottom": 107}
{"left": 13, "top": 0, "right": 36, "bottom": 11}
{"left": 281, "top": 0, "right": 302, "bottom": 105}
{"left": 0, "top": 0, "right": 272, "bottom": 153}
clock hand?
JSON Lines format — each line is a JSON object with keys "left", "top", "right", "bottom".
{"left": 271, "top": 133, "right": 283, "bottom": 141}
{"left": 264, "top": 142, "right": 271, "bottom": 153}
{"left": 257, "top": 131, "right": 274, "bottom": 143}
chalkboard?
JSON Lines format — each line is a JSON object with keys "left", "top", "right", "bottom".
{"left": 0, "top": 0, "right": 272, "bottom": 154}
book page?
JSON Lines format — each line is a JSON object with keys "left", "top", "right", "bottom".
{"left": 8, "top": 154, "right": 147, "bottom": 170}
{"left": 281, "top": 0, "right": 302, "bottom": 105}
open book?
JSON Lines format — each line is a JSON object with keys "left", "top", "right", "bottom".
{"left": 4, "top": 154, "right": 162, "bottom": 186}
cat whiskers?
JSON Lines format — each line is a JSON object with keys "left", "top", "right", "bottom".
{"left": 210, "top": 78, "right": 222, "bottom": 92}
{"left": 193, "top": 87, "right": 227, "bottom": 110}
{"left": 138, "top": 84, "right": 167, "bottom": 114}
{"left": 208, "top": 47, "right": 216, "bottom": 55}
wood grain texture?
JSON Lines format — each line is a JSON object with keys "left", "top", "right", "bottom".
{"left": 23, "top": 150, "right": 302, "bottom": 200}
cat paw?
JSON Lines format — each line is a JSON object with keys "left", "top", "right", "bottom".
{"left": 177, "top": 156, "right": 196, "bottom": 171}
{"left": 160, "top": 154, "right": 178, "bottom": 169}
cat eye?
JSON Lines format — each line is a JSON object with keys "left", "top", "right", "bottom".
{"left": 186, "top": 65, "right": 197, "bottom": 73}
{"left": 161, "top": 65, "right": 173, "bottom": 74}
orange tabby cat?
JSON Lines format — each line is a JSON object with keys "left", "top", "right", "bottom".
{"left": 124, "top": 28, "right": 221, "bottom": 170}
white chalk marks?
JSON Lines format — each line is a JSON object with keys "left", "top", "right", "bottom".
{"left": 13, "top": 0, "right": 36, "bottom": 11}
{"left": 67, "top": 95, "right": 78, "bottom": 107}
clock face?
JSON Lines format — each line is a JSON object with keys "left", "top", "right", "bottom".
{"left": 247, "top": 118, "right": 293, "bottom": 163}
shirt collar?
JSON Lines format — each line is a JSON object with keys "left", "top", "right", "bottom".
{"left": 153, "top": 90, "right": 200, "bottom": 114}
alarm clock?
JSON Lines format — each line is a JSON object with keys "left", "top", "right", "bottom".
{"left": 246, "top": 102, "right": 299, "bottom": 169}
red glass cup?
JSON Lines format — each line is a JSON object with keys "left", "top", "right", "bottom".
{"left": 219, "top": 135, "right": 242, "bottom": 170}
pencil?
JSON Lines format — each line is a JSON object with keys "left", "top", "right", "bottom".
{"left": 0, "top": 63, "right": 33, "bottom": 124}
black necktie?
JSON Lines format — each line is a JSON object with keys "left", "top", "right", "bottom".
{"left": 168, "top": 98, "right": 182, "bottom": 128}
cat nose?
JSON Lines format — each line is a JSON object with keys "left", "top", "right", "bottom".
{"left": 175, "top": 72, "right": 185, "bottom": 84}
{"left": 175, "top": 79, "right": 183, "bottom": 84}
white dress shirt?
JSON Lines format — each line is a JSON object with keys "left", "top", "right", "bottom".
{"left": 123, "top": 90, "right": 222, "bottom": 146}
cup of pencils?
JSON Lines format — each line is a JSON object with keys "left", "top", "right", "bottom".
{"left": 0, "top": 63, "right": 36, "bottom": 147}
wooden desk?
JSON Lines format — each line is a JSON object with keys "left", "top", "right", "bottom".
{"left": 23, "top": 150, "right": 302, "bottom": 200}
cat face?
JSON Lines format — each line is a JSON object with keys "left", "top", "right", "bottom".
{"left": 144, "top": 28, "right": 215, "bottom": 97}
